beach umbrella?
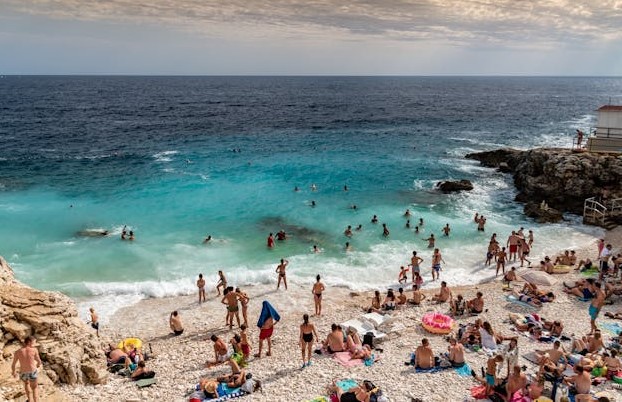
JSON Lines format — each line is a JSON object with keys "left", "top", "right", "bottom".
{"left": 517, "top": 269, "right": 556, "bottom": 286}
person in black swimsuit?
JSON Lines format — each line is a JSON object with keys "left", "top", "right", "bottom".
{"left": 299, "top": 314, "right": 318, "bottom": 369}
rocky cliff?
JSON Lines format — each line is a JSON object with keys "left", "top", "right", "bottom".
{"left": 465, "top": 148, "right": 622, "bottom": 218}
{"left": 0, "top": 256, "right": 108, "bottom": 401}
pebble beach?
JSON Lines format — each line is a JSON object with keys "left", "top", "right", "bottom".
{"left": 60, "top": 228, "right": 622, "bottom": 402}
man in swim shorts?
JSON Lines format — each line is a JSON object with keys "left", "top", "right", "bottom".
{"left": 589, "top": 282, "right": 605, "bottom": 334}
{"left": 431, "top": 248, "right": 444, "bottom": 281}
{"left": 169, "top": 310, "right": 184, "bottom": 335}
{"left": 197, "top": 273, "right": 206, "bottom": 303}
{"left": 222, "top": 287, "right": 241, "bottom": 329}
{"left": 89, "top": 307, "right": 99, "bottom": 337}
{"left": 12, "top": 336, "right": 42, "bottom": 402}
{"left": 410, "top": 251, "right": 423, "bottom": 282}
{"left": 507, "top": 231, "right": 519, "bottom": 261}
{"left": 206, "top": 335, "right": 230, "bottom": 367}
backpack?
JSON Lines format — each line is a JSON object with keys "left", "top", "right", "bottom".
{"left": 363, "top": 332, "right": 375, "bottom": 349}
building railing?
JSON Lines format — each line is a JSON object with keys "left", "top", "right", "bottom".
{"left": 594, "top": 126, "right": 622, "bottom": 139}
{"left": 584, "top": 197, "right": 607, "bottom": 225}
{"left": 583, "top": 197, "right": 622, "bottom": 225}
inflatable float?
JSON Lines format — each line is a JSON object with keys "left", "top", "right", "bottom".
{"left": 421, "top": 312, "right": 454, "bottom": 334}
{"left": 118, "top": 337, "right": 142, "bottom": 351}
{"left": 550, "top": 265, "right": 571, "bottom": 274}
{"left": 612, "top": 372, "right": 622, "bottom": 384}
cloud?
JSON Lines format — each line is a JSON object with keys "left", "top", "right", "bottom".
{"left": 2, "top": 0, "right": 622, "bottom": 47}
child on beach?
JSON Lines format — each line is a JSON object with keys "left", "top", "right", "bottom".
{"left": 398, "top": 266, "right": 409, "bottom": 284}
{"left": 239, "top": 324, "right": 251, "bottom": 360}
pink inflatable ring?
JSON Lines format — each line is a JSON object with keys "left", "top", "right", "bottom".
{"left": 421, "top": 312, "right": 454, "bottom": 334}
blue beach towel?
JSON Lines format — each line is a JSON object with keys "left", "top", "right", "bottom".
{"left": 505, "top": 295, "right": 537, "bottom": 310}
{"left": 336, "top": 379, "right": 358, "bottom": 391}
{"left": 455, "top": 363, "right": 472, "bottom": 377}
{"left": 257, "top": 300, "right": 280, "bottom": 328}
{"left": 599, "top": 322, "right": 622, "bottom": 336}
{"left": 414, "top": 366, "right": 451, "bottom": 374}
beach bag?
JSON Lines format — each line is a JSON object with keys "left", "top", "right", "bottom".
{"left": 241, "top": 379, "right": 255, "bottom": 393}
{"left": 363, "top": 332, "right": 375, "bottom": 349}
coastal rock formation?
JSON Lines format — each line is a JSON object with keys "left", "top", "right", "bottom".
{"left": 466, "top": 148, "right": 622, "bottom": 216}
{"left": 436, "top": 179, "right": 474, "bottom": 193}
{"left": 523, "top": 202, "right": 563, "bottom": 223}
{"left": 0, "top": 256, "right": 107, "bottom": 400}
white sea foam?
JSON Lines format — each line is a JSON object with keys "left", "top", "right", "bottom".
{"left": 153, "top": 150, "right": 179, "bottom": 163}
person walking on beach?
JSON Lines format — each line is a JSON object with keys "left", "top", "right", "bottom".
{"left": 410, "top": 251, "right": 423, "bottom": 283}
{"left": 169, "top": 311, "right": 184, "bottom": 336}
{"left": 276, "top": 258, "right": 289, "bottom": 290}
{"left": 236, "top": 287, "right": 250, "bottom": 327}
{"left": 496, "top": 247, "right": 507, "bottom": 276}
{"left": 11, "top": 336, "right": 42, "bottom": 402}
{"left": 216, "top": 270, "right": 227, "bottom": 296}
{"left": 431, "top": 248, "right": 445, "bottom": 281}
{"left": 312, "top": 275, "right": 325, "bottom": 316}
{"left": 222, "top": 287, "right": 241, "bottom": 329}
{"left": 299, "top": 314, "right": 318, "bottom": 368}
{"left": 89, "top": 307, "right": 99, "bottom": 337}
{"left": 197, "top": 273, "right": 206, "bottom": 303}
{"left": 589, "top": 282, "right": 605, "bottom": 334}
{"left": 256, "top": 301, "right": 280, "bottom": 358}
{"left": 267, "top": 232, "right": 275, "bottom": 249}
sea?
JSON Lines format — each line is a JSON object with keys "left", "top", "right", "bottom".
{"left": 1, "top": 76, "right": 620, "bottom": 321}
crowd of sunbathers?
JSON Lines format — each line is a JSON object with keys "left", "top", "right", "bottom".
{"left": 105, "top": 342, "right": 155, "bottom": 382}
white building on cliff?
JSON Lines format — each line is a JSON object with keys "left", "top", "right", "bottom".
{"left": 586, "top": 105, "right": 622, "bottom": 153}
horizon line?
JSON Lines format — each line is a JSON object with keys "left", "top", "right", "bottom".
{"left": 2, "top": 73, "right": 622, "bottom": 78}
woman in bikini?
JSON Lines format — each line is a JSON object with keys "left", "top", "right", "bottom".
{"left": 312, "top": 275, "right": 326, "bottom": 316}
{"left": 299, "top": 314, "right": 318, "bottom": 369}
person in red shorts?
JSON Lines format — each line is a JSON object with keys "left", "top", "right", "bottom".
{"left": 255, "top": 301, "right": 280, "bottom": 358}
{"left": 507, "top": 231, "right": 519, "bottom": 262}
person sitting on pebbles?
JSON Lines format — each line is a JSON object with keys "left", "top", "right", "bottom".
{"left": 432, "top": 281, "right": 451, "bottom": 303}
{"left": 206, "top": 335, "right": 230, "bottom": 368}
{"left": 323, "top": 324, "right": 345, "bottom": 353}
{"left": 413, "top": 338, "right": 435, "bottom": 369}
{"left": 450, "top": 294, "right": 466, "bottom": 316}
{"left": 467, "top": 292, "right": 485, "bottom": 314}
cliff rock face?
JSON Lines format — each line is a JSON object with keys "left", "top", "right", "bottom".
{"left": 0, "top": 256, "right": 108, "bottom": 400}
{"left": 466, "top": 148, "right": 622, "bottom": 216}
{"left": 436, "top": 179, "right": 474, "bottom": 193}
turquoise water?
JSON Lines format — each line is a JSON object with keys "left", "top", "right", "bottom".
{"left": 0, "top": 76, "right": 615, "bottom": 319}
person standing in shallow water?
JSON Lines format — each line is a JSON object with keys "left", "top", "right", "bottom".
{"left": 197, "top": 273, "right": 206, "bottom": 303}
{"left": 267, "top": 232, "right": 275, "bottom": 249}
{"left": 442, "top": 224, "right": 450, "bottom": 236}
{"left": 312, "top": 275, "right": 326, "bottom": 316}
{"left": 382, "top": 223, "right": 390, "bottom": 237}
{"left": 276, "top": 258, "right": 288, "bottom": 290}
{"left": 431, "top": 248, "right": 445, "bottom": 281}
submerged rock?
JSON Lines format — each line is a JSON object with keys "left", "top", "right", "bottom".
{"left": 436, "top": 179, "right": 474, "bottom": 193}
{"left": 0, "top": 256, "right": 107, "bottom": 399}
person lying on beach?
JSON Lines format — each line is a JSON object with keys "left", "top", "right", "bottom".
{"left": 537, "top": 352, "right": 564, "bottom": 380}
{"left": 382, "top": 289, "right": 397, "bottom": 311}
{"left": 459, "top": 320, "right": 482, "bottom": 346}
{"left": 450, "top": 294, "right": 466, "bottom": 316}
{"left": 605, "top": 310, "right": 622, "bottom": 320}
{"left": 536, "top": 341, "right": 567, "bottom": 370}
{"left": 408, "top": 284, "right": 426, "bottom": 305}
{"left": 328, "top": 380, "right": 376, "bottom": 402}
{"left": 446, "top": 337, "right": 464, "bottom": 367}
{"left": 511, "top": 289, "right": 542, "bottom": 307}
{"left": 323, "top": 324, "right": 345, "bottom": 353}
{"left": 206, "top": 335, "right": 230, "bottom": 368}
{"left": 431, "top": 281, "right": 451, "bottom": 303}
{"left": 106, "top": 344, "right": 129, "bottom": 366}
{"left": 130, "top": 360, "right": 155, "bottom": 381}
{"left": 543, "top": 320, "right": 564, "bottom": 337}
{"left": 603, "top": 350, "right": 622, "bottom": 371}
{"left": 564, "top": 278, "right": 596, "bottom": 299}
{"left": 216, "top": 357, "right": 245, "bottom": 388}
{"left": 396, "top": 288, "right": 407, "bottom": 306}
{"left": 216, "top": 270, "right": 227, "bottom": 296}
{"left": 414, "top": 338, "right": 435, "bottom": 369}
{"left": 346, "top": 327, "right": 363, "bottom": 355}
{"left": 365, "top": 291, "right": 382, "bottom": 313}
{"left": 467, "top": 292, "right": 484, "bottom": 314}
{"left": 576, "top": 258, "right": 594, "bottom": 271}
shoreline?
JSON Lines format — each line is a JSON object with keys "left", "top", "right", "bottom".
{"left": 57, "top": 228, "right": 622, "bottom": 402}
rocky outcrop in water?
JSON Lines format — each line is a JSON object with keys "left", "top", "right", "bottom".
{"left": 0, "top": 256, "right": 108, "bottom": 400}
{"left": 436, "top": 179, "right": 474, "bottom": 193}
{"left": 465, "top": 148, "right": 622, "bottom": 216}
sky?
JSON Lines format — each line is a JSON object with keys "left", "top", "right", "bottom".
{"left": 1, "top": 0, "right": 621, "bottom": 75}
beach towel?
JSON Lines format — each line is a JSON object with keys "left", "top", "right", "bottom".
{"left": 333, "top": 352, "right": 364, "bottom": 367}
{"left": 135, "top": 378, "right": 157, "bottom": 388}
{"left": 599, "top": 321, "right": 622, "bottom": 336}
{"left": 523, "top": 351, "right": 541, "bottom": 364}
{"left": 414, "top": 365, "right": 452, "bottom": 374}
{"left": 257, "top": 300, "right": 280, "bottom": 328}
{"left": 470, "top": 385, "right": 487, "bottom": 399}
{"left": 505, "top": 295, "right": 538, "bottom": 310}
{"left": 581, "top": 268, "right": 599, "bottom": 277}
{"left": 336, "top": 379, "right": 358, "bottom": 392}
{"left": 455, "top": 363, "right": 472, "bottom": 377}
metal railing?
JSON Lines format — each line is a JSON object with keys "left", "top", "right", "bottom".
{"left": 583, "top": 197, "right": 622, "bottom": 225}
{"left": 584, "top": 197, "right": 607, "bottom": 225}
